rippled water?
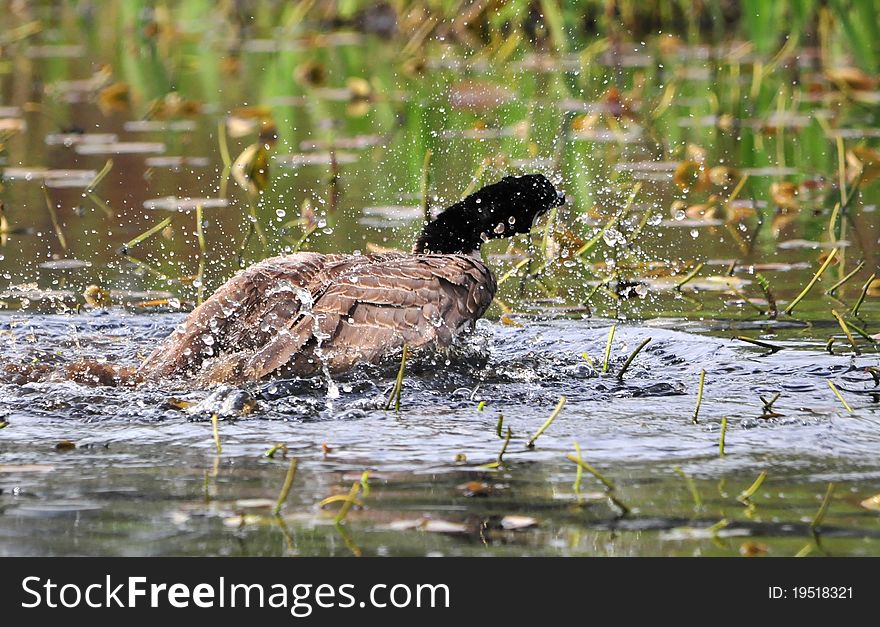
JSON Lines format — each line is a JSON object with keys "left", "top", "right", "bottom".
{"left": 2, "top": 312, "right": 879, "bottom": 556}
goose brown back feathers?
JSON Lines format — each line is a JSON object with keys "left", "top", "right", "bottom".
{"left": 139, "top": 252, "right": 496, "bottom": 384}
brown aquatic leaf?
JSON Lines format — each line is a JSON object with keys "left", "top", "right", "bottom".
{"left": 454, "top": 453, "right": 467, "bottom": 463}
{"left": 258, "top": 120, "right": 278, "bottom": 146}
{"left": 571, "top": 113, "right": 599, "bottom": 133}
{"left": 220, "top": 56, "right": 241, "bottom": 76}
{"left": 848, "top": 146, "right": 880, "bottom": 184}
{"left": 657, "top": 34, "right": 684, "bottom": 56}
{"left": 685, "top": 195, "right": 723, "bottom": 220}
{"left": 602, "top": 86, "right": 636, "bottom": 119}
{"left": 83, "top": 284, "right": 111, "bottom": 308}
{"left": 231, "top": 105, "right": 273, "bottom": 120}
{"left": 770, "top": 181, "right": 799, "bottom": 211}
{"left": 149, "top": 92, "right": 202, "bottom": 118}
{"left": 861, "top": 494, "right": 880, "bottom": 511}
{"left": 449, "top": 80, "right": 514, "bottom": 111}
{"left": 817, "top": 250, "right": 840, "bottom": 267}
{"left": 55, "top": 440, "right": 76, "bottom": 451}
{"left": 708, "top": 166, "right": 739, "bottom": 187}
{"left": 825, "top": 67, "right": 878, "bottom": 91}
{"left": 739, "top": 542, "right": 769, "bottom": 557}
{"left": 347, "top": 77, "right": 373, "bottom": 100}
{"left": 401, "top": 57, "right": 426, "bottom": 77}
{"left": 231, "top": 143, "right": 270, "bottom": 195}
{"left": 717, "top": 114, "right": 735, "bottom": 133}
{"left": 673, "top": 160, "right": 709, "bottom": 191}
{"left": 295, "top": 60, "right": 327, "bottom": 87}
{"left": 727, "top": 202, "right": 756, "bottom": 222}
{"left": 458, "top": 481, "right": 492, "bottom": 497}
{"left": 96, "top": 82, "right": 130, "bottom": 114}
{"left": 500, "top": 314, "right": 523, "bottom": 327}
{"left": 866, "top": 278, "right": 880, "bottom": 297}
{"left": 686, "top": 144, "right": 708, "bottom": 163}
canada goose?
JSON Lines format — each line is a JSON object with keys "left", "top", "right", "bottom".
{"left": 139, "top": 174, "right": 565, "bottom": 384}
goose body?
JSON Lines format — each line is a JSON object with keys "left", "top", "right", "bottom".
{"left": 139, "top": 174, "right": 564, "bottom": 384}
{"left": 140, "top": 251, "right": 495, "bottom": 383}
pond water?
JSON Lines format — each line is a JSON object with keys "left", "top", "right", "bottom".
{"left": 1, "top": 2, "right": 879, "bottom": 556}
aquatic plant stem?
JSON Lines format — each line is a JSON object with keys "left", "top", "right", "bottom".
{"left": 41, "top": 186, "right": 67, "bottom": 250}
{"left": 737, "top": 470, "right": 768, "bottom": 504}
{"left": 85, "top": 159, "right": 114, "bottom": 193}
{"left": 851, "top": 272, "right": 875, "bottom": 317}
{"left": 831, "top": 309, "right": 860, "bottom": 355}
{"left": 334, "top": 481, "right": 361, "bottom": 524}
{"left": 675, "top": 262, "right": 705, "bottom": 291}
{"left": 735, "top": 336, "right": 783, "bottom": 352}
{"left": 384, "top": 344, "right": 409, "bottom": 412}
{"left": 121, "top": 216, "right": 172, "bottom": 253}
{"left": 617, "top": 337, "right": 651, "bottom": 380}
{"left": 693, "top": 369, "right": 706, "bottom": 424}
{"left": 719, "top": 416, "right": 727, "bottom": 457}
{"left": 602, "top": 324, "right": 616, "bottom": 373}
{"left": 526, "top": 396, "right": 566, "bottom": 449}
{"left": 827, "top": 381, "right": 853, "bottom": 413}
{"left": 783, "top": 248, "right": 838, "bottom": 315}
{"left": 273, "top": 457, "right": 298, "bottom": 516}
{"left": 824, "top": 260, "right": 864, "bottom": 295}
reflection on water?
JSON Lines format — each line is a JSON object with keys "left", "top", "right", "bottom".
{"left": 1, "top": 2, "right": 880, "bottom": 555}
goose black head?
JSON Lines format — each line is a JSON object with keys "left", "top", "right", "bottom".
{"left": 413, "top": 174, "right": 565, "bottom": 254}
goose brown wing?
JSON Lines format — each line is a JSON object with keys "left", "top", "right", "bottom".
{"left": 139, "top": 252, "right": 344, "bottom": 379}
{"left": 246, "top": 254, "right": 496, "bottom": 378}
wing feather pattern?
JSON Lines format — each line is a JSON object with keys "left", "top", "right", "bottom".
{"left": 139, "top": 252, "right": 495, "bottom": 383}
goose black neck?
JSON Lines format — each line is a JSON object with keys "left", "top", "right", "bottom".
{"left": 413, "top": 202, "right": 487, "bottom": 254}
